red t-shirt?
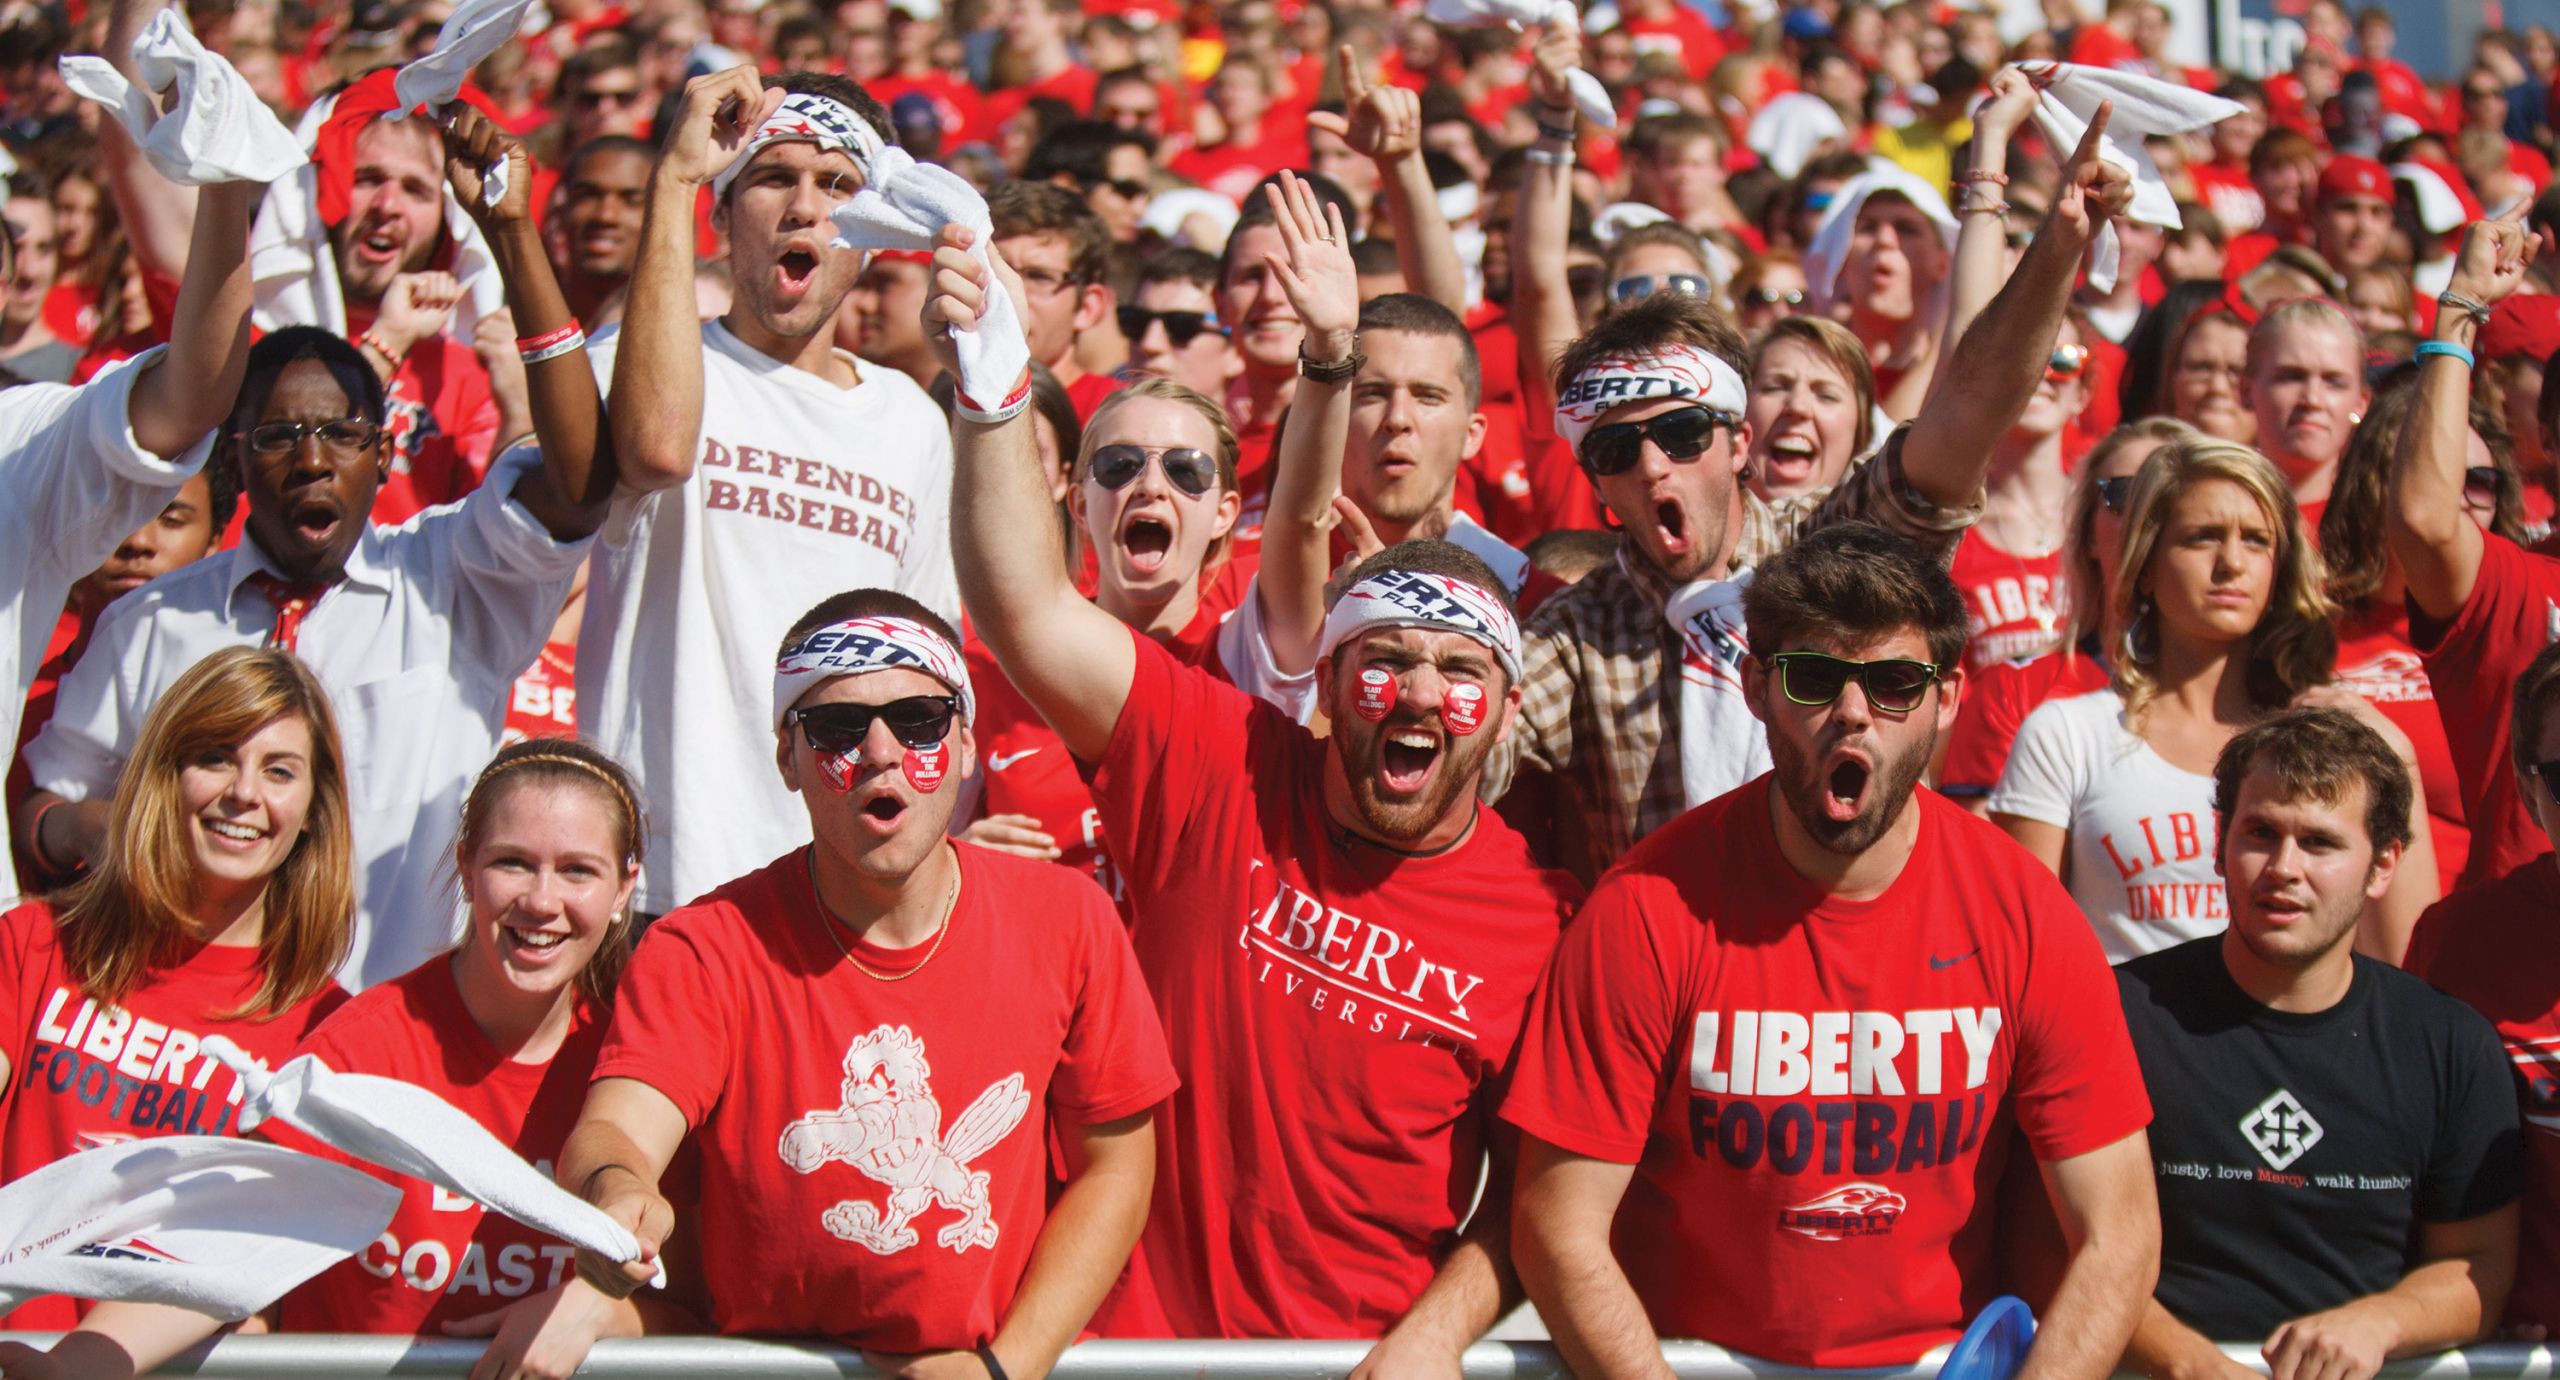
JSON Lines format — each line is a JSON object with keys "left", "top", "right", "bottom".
{"left": 350, "top": 324, "right": 501, "bottom": 527}
{"left": 272, "top": 960, "right": 605, "bottom": 1334}
{"left": 1064, "top": 369, "right": 1126, "bottom": 423}
{"left": 2335, "top": 606, "right": 2468, "bottom": 894}
{"left": 1623, "top": 7, "right": 1725, "bottom": 79}
{"left": 2407, "top": 855, "right": 2560, "bottom": 1332}
{"left": 2066, "top": 23, "right": 2143, "bottom": 72}
{"left": 503, "top": 641, "right": 578, "bottom": 745}
{"left": 1500, "top": 780, "right": 2151, "bottom": 1366}
{"left": 1085, "top": 630, "right": 1580, "bottom": 1337}
{"left": 588, "top": 843, "right": 1175, "bottom": 1347}
{"left": 2409, "top": 534, "right": 2560, "bottom": 889}
{"left": 2188, "top": 162, "right": 2265, "bottom": 235}
{"left": 870, "top": 71, "right": 984, "bottom": 151}
{"left": 0, "top": 902, "right": 346, "bottom": 1330}
{"left": 1169, "top": 125, "right": 1311, "bottom": 206}
{"left": 976, "top": 65, "right": 1100, "bottom": 145}
{"left": 1939, "top": 648, "right": 2113, "bottom": 799}
{"left": 1946, "top": 535, "right": 2066, "bottom": 671}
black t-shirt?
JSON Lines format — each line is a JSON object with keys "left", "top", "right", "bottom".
{"left": 2118, "top": 937, "right": 2521, "bottom": 1340}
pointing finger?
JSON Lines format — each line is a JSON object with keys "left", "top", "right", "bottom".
{"left": 1338, "top": 43, "right": 1368, "bottom": 103}
{"left": 2069, "top": 99, "right": 2113, "bottom": 174}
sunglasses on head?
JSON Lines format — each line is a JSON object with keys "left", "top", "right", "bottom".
{"left": 1117, "top": 305, "right": 1225, "bottom": 347}
{"left": 2046, "top": 342, "right": 2090, "bottom": 382}
{"left": 1579, "top": 404, "right": 1734, "bottom": 477}
{"left": 1769, "top": 650, "right": 1942, "bottom": 713}
{"left": 1087, "top": 442, "right": 1221, "bottom": 497}
{"left": 788, "top": 696, "right": 958, "bottom": 752}
{"left": 1744, "top": 286, "right": 1807, "bottom": 308}
{"left": 1611, "top": 273, "right": 1713, "bottom": 306}
{"left": 2096, "top": 474, "right": 2135, "bottom": 515}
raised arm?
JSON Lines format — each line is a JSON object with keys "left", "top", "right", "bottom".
{"left": 441, "top": 106, "right": 616, "bottom": 540}
{"left": 609, "top": 68, "right": 780, "bottom": 494}
{"left": 2393, "top": 210, "right": 2532, "bottom": 620}
{"left": 121, "top": 177, "right": 260, "bottom": 462}
{"left": 1900, "top": 104, "right": 2131, "bottom": 511}
{"left": 94, "top": 0, "right": 199, "bottom": 282}
{"left": 1942, "top": 68, "right": 2039, "bottom": 358}
{"left": 2018, "top": 1131, "right": 2160, "bottom": 1380}
{"left": 1510, "top": 21, "right": 1582, "bottom": 435}
{"left": 1255, "top": 173, "right": 1360, "bottom": 678}
{"left": 930, "top": 226, "right": 1135, "bottom": 760}
{"left": 1312, "top": 46, "right": 1461, "bottom": 314}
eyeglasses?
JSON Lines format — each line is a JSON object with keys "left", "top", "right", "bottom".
{"left": 1744, "top": 286, "right": 1807, "bottom": 308}
{"left": 573, "top": 87, "right": 645, "bottom": 110}
{"left": 2096, "top": 474, "right": 2135, "bottom": 515}
{"left": 1089, "top": 176, "right": 1150, "bottom": 200}
{"left": 2046, "top": 342, "right": 2089, "bottom": 381}
{"left": 787, "top": 696, "right": 959, "bottom": 752}
{"left": 237, "top": 418, "right": 381, "bottom": 455}
{"left": 1567, "top": 264, "right": 1607, "bottom": 300}
{"left": 1017, "top": 267, "right": 1089, "bottom": 296}
{"left": 1610, "top": 273, "right": 1712, "bottom": 306}
{"left": 1579, "top": 404, "right": 1734, "bottom": 477}
{"left": 1087, "top": 443, "right": 1220, "bottom": 497}
{"left": 1768, "top": 650, "right": 1942, "bottom": 713}
{"left": 2466, "top": 465, "right": 2502, "bottom": 502}
{"left": 1117, "top": 305, "right": 1225, "bottom": 346}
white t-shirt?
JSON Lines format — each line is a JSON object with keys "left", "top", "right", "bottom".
{"left": 0, "top": 351, "right": 211, "bottom": 909}
{"left": 28, "top": 450, "right": 587, "bottom": 986}
{"left": 582, "top": 321, "right": 960, "bottom": 914}
{"left": 1986, "top": 688, "right": 2226, "bottom": 963}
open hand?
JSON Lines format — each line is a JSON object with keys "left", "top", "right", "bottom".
{"left": 1261, "top": 171, "right": 1358, "bottom": 357}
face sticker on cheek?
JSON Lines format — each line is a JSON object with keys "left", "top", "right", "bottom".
{"left": 817, "top": 748, "right": 862, "bottom": 794}
{"left": 904, "top": 741, "right": 950, "bottom": 793}
{"left": 1442, "top": 681, "right": 1488, "bottom": 735}
{"left": 1354, "top": 667, "right": 1397, "bottom": 721}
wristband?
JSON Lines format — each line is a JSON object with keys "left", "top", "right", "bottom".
{"left": 1535, "top": 118, "right": 1576, "bottom": 143}
{"left": 1524, "top": 147, "right": 1574, "bottom": 167}
{"left": 519, "top": 326, "right": 589, "bottom": 365}
{"left": 2438, "top": 290, "right": 2493, "bottom": 326}
{"left": 955, "top": 369, "right": 1035, "bottom": 426}
{"left": 976, "top": 1344, "right": 1011, "bottom": 1380}
{"left": 26, "top": 798, "right": 83, "bottom": 880}
{"left": 2415, "top": 340, "right": 2476, "bottom": 369}
{"left": 1298, "top": 342, "right": 1364, "bottom": 384}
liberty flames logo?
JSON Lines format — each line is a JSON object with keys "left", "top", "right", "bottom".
{"left": 1779, "top": 1182, "right": 1908, "bottom": 1240}
{"left": 778, "top": 1025, "right": 1029, "bottom": 1256}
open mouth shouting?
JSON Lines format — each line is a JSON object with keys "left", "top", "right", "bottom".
{"left": 775, "top": 245, "right": 824, "bottom": 297}
{"left": 1118, "top": 510, "right": 1176, "bottom": 577}
{"left": 853, "top": 779, "right": 913, "bottom": 836}
{"left": 289, "top": 496, "right": 344, "bottom": 552}
{"left": 1649, "top": 493, "right": 1695, "bottom": 561}
{"left": 1375, "top": 721, "right": 1444, "bottom": 798}
{"left": 1764, "top": 433, "right": 1821, "bottom": 482}
{"left": 1819, "top": 746, "right": 1874, "bottom": 826}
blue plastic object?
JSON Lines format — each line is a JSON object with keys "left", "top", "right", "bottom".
{"left": 1939, "top": 1296, "right": 2037, "bottom": 1380}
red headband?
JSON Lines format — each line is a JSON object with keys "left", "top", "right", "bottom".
{"left": 312, "top": 67, "right": 504, "bottom": 228}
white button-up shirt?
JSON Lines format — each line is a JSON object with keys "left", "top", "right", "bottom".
{"left": 26, "top": 448, "right": 589, "bottom": 988}
{"left": 2, "top": 349, "right": 211, "bottom": 909}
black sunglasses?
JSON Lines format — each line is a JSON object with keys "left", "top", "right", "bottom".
{"left": 1089, "top": 175, "right": 1150, "bottom": 199}
{"left": 788, "top": 697, "right": 958, "bottom": 753}
{"left": 2466, "top": 465, "right": 2501, "bottom": 500}
{"left": 1744, "top": 286, "right": 1807, "bottom": 308}
{"left": 2097, "top": 474, "right": 2135, "bottom": 515}
{"left": 1088, "top": 443, "right": 1220, "bottom": 497}
{"left": 1769, "top": 651, "right": 1942, "bottom": 713}
{"left": 237, "top": 418, "right": 382, "bottom": 455}
{"left": 1579, "top": 405, "right": 1733, "bottom": 477}
{"left": 1117, "top": 306, "right": 1225, "bottom": 347}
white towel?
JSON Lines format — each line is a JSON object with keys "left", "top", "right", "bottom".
{"left": 389, "top": 0, "right": 539, "bottom": 206}
{"left": 1747, "top": 92, "right": 1847, "bottom": 180}
{"left": 0, "top": 143, "right": 16, "bottom": 200}
{"left": 1663, "top": 569, "right": 1773, "bottom": 807}
{"left": 202, "top": 1037, "right": 663, "bottom": 1285}
{"left": 2010, "top": 61, "right": 2245, "bottom": 292}
{"left": 828, "top": 146, "right": 1032, "bottom": 416}
{"left": 1419, "top": 0, "right": 1615, "bottom": 129}
{"left": 0, "top": 1137, "right": 398, "bottom": 1321}
{"left": 57, "top": 10, "right": 306, "bottom": 187}
{"left": 1802, "top": 162, "right": 1958, "bottom": 314}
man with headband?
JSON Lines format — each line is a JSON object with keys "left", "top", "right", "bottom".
{"left": 561, "top": 588, "right": 1173, "bottom": 1368}
{"left": 1501, "top": 39, "right": 2137, "bottom": 885}
{"left": 583, "top": 67, "right": 958, "bottom": 923}
{"left": 930, "top": 237, "right": 1580, "bottom": 1359}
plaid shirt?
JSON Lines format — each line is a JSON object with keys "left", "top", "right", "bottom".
{"left": 1499, "top": 430, "right": 1977, "bottom": 885}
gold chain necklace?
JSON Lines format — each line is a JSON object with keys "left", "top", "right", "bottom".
{"left": 805, "top": 848, "right": 960, "bottom": 982}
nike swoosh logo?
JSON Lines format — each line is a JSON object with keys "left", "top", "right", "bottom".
{"left": 988, "top": 749, "right": 1042, "bottom": 772}
{"left": 1929, "top": 949, "right": 1980, "bottom": 970}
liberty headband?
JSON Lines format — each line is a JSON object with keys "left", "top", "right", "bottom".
{"left": 773, "top": 615, "right": 974, "bottom": 729}
{"left": 1319, "top": 570, "right": 1523, "bottom": 683}
{"left": 712, "top": 91, "right": 885, "bottom": 201}
{"left": 1553, "top": 343, "right": 1749, "bottom": 456}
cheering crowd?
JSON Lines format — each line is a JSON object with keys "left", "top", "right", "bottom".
{"left": 4, "top": 0, "right": 2560, "bottom": 1375}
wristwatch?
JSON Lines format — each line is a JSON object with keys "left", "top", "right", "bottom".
{"left": 1298, "top": 342, "right": 1364, "bottom": 383}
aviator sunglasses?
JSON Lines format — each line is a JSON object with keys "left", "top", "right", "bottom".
{"left": 1087, "top": 443, "right": 1221, "bottom": 498}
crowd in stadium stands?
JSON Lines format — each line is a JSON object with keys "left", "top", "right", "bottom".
{"left": 6, "top": 0, "right": 2560, "bottom": 1375}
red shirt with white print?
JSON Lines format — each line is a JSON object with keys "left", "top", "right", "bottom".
{"left": 2407, "top": 855, "right": 2560, "bottom": 1333}
{"left": 2410, "top": 533, "right": 2560, "bottom": 888}
{"left": 1945, "top": 535, "right": 2066, "bottom": 671}
{"left": 1084, "top": 630, "right": 1581, "bottom": 1338}
{"left": 1501, "top": 780, "right": 2151, "bottom": 1366}
{"left": 271, "top": 958, "right": 605, "bottom": 1334}
{"left": 2335, "top": 606, "right": 2468, "bottom": 895}
{"left": 347, "top": 320, "right": 502, "bottom": 527}
{"left": 589, "top": 843, "right": 1175, "bottom": 1347}
{"left": 502, "top": 641, "right": 578, "bottom": 745}
{"left": 0, "top": 902, "right": 346, "bottom": 1330}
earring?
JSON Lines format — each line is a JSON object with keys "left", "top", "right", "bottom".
{"left": 2348, "top": 412, "right": 2363, "bottom": 425}
{"left": 2121, "top": 600, "right": 2158, "bottom": 666}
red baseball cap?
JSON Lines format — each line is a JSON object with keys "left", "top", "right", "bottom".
{"left": 2482, "top": 295, "right": 2560, "bottom": 363}
{"left": 2317, "top": 154, "right": 2393, "bottom": 206}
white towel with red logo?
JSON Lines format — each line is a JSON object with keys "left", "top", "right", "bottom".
{"left": 2010, "top": 61, "right": 2244, "bottom": 292}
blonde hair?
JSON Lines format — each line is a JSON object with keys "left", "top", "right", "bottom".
{"left": 53, "top": 647, "right": 353, "bottom": 1019}
{"left": 451, "top": 740, "right": 646, "bottom": 1007}
{"left": 2110, "top": 435, "right": 2336, "bottom": 716}
{"left": 2063, "top": 417, "right": 2202, "bottom": 651}
{"left": 1074, "top": 376, "right": 1242, "bottom": 570}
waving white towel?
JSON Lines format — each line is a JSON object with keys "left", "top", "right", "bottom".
{"left": 389, "top": 0, "right": 539, "bottom": 205}
{"left": 58, "top": 10, "right": 306, "bottom": 187}
{"left": 2010, "top": 61, "right": 2245, "bottom": 292}
{"left": 1748, "top": 92, "right": 1848, "bottom": 180}
{"left": 1420, "top": 0, "right": 1615, "bottom": 129}
{"left": 0, "top": 1137, "right": 398, "bottom": 1321}
{"left": 829, "top": 146, "right": 1033, "bottom": 419}
{"left": 202, "top": 1037, "right": 663, "bottom": 1286}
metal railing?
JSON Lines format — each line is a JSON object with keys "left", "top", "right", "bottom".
{"left": 2, "top": 1336, "right": 2554, "bottom": 1379}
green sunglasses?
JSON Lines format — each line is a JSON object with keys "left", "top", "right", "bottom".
{"left": 1768, "top": 651, "right": 1942, "bottom": 713}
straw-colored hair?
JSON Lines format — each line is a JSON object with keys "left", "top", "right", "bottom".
{"left": 52, "top": 647, "right": 353, "bottom": 1019}
{"left": 451, "top": 739, "right": 646, "bottom": 1007}
{"left": 2063, "top": 418, "right": 2202, "bottom": 653}
{"left": 2110, "top": 435, "right": 2336, "bottom": 716}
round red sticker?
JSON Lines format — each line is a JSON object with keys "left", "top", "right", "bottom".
{"left": 904, "top": 741, "right": 949, "bottom": 793}
{"left": 1354, "top": 667, "right": 1397, "bottom": 721}
{"left": 1442, "top": 682, "right": 1487, "bottom": 735}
